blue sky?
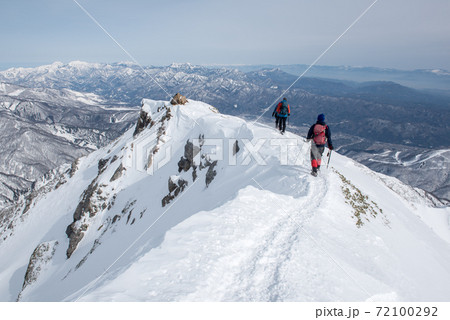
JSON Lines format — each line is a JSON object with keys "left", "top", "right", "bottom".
{"left": 1, "top": 0, "right": 449, "bottom": 70}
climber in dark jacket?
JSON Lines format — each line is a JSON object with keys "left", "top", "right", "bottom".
{"left": 306, "top": 113, "right": 333, "bottom": 176}
{"left": 274, "top": 98, "right": 290, "bottom": 133}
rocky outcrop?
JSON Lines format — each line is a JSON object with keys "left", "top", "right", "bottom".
{"left": 170, "top": 93, "right": 187, "bottom": 105}
{"left": 65, "top": 178, "right": 98, "bottom": 258}
{"left": 18, "top": 240, "right": 59, "bottom": 300}
{"left": 66, "top": 222, "right": 87, "bottom": 259}
{"left": 65, "top": 176, "right": 111, "bottom": 258}
{"left": 168, "top": 177, "right": 178, "bottom": 193}
{"left": 133, "top": 108, "right": 154, "bottom": 137}
{"left": 1, "top": 166, "right": 71, "bottom": 243}
{"left": 75, "top": 198, "right": 136, "bottom": 270}
{"left": 110, "top": 163, "right": 126, "bottom": 182}
{"left": 98, "top": 157, "right": 110, "bottom": 175}
{"left": 69, "top": 158, "right": 79, "bottom": 178}
{"left": 110, "top": 155, "right": 119, "bottom": 163}
{"left": 162, "top": 176, "right": 188, "bottom": 207}
{"left": 205, "top": 161, "right": 218, "bottom": 187}
{"left": 177, "top": 140, "right": 201, "bottom": 173}
{"left": 232, "top": 140, "right": 240, "bottom": 156}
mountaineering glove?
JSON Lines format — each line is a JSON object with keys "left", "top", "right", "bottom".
{"left": 272, "top": 112, "right": 275, "bottom": 117}
{"left": 288, "top": 113, "right": 290, "bottom": 116}
{"left": 328, "top": 144, "right": 334, "bottom": 150}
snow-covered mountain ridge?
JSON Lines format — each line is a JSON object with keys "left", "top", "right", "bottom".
{"left": 0, "top": 98, "right": 449, "bottom": 302}
{"left": 1, "top": 61, "right": 448, "bottom": 200}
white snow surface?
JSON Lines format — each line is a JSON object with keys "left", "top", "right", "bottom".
{"left": 0, "top": 99, "right": 449, "bottom": 302}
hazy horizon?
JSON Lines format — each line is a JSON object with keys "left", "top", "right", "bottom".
{"left": 1, "top": 60, "right": 449, "bottom": 73}
{"left": 1, "top": 0, "right": 449, "bottom": 71}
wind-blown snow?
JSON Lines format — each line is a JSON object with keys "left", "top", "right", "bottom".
{"left": 0, "top": 99, "right": 449, "bottom": 302}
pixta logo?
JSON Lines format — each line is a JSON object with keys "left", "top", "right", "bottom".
{"left": 129, "top": 134, "right": 172, "bottom": 175}
{"left": 127, "top": 136, "right": 307, "bottom": 175}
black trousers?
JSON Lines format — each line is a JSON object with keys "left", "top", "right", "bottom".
{"left": 278, "top": 117, "right": 287, "bottom": 132}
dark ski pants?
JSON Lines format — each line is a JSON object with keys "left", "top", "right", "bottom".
{"left": 278, "top": 117, "right": 287, "bottom": 132}
{"left": 310, "top": 143, "right": 325, "bottom": 171}
{"left": 275, "top": 115, "right": 280, "bottom": 128}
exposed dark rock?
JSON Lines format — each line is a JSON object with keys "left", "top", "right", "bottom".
{"left": 107, "top": 194, "right": 117, "bottom": 210}
{"left": 75, "top": 238, "right": 101, "bottom": 270}
{"left": 133, "top": 108, "right": 152, "bottom": 137}
{"left": 157, "top": 126, "right": 165, "bottom": 139}
{"left": 19, "top": 241, "right": 59, "bottom": 300}
{"left": 198, "top": 134, "right": 205, "bottom": 147}
{"left": 110, "top": 163, "right": 126, "bottom": 182}
{"left": 66, "top": 223, "right": 88, "bottom": 259}
{"left": 177, "top": 140, "right": 201, "bottom": 172}
{"left": 200, "top": 155, "right": 213, "bottom": 170}
{"left": 65, "top": 175, "right": 108, "bottom": 258}
{"left": 168, "top": 177, "right": 178, "bottom": 193}
{"left": 185, "top": 140, "right": 201, "bottom": 161}
{"left": 178, "top": 157, "right": 191, "bottom": 173}
{"left": 233, "top": 140, "right": 240, "bottom": 155}
{"left": 174, "top": 179, "right": 188, "bottom": 197}
{"left": 161, "top": 194, "right": 174, "bottom": 207}
{"left": 121, "top": 199, "right": 137, "bottom": 215}
{"left": 192, "top": 166, "right": 198, "bottom": 181}
{"left": 110, "top": 155, "right": 119, "bottom": 163}
{"left": 22, "top": 191, "right": 36, "bottom": 215}
{"left": 54, "top": 179, "right": 65, "bottom": 190}
{"left": 72, "top": 180, "right": 99, "bottom": 221}
{"left": 97, "top": 157, "right": 110, "bottom": 175}
{"left": 112, "top": 215, "right": 121, "bottom": 224}
{"left": 178, "top": 178, "right": 188, "bottom": 189}
{"left": 170, "top": 93, "right": 187, "bottom": 105}
{"left": 160, "top": 107, "right": 173, "bottom": 123}
{"left": 69, "top": 158, "right": 79, "bottom": 178}
{"left": 162, "top": 177, "right": 188, "bottom": 207}
{"left": 206, "top": 161, "right": 218, "bottom": 187}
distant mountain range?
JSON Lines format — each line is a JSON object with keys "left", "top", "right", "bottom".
{"left": 0, "top": 61, "right": 448, "bottom": 200}
{"left": 226, "top": 64, "right": 450, "bottom": 93}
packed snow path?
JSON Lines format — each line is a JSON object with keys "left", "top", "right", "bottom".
{"left": 77, "top": 165, "right": 337, "bottom": 302}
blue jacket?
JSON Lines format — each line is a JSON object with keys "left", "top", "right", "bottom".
{"left": 276, "top": 100, "right": 290, "bottom": 118}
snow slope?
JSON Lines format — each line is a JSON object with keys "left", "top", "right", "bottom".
{"left": 0, "top": 99, "right": 449, "bottom": 302}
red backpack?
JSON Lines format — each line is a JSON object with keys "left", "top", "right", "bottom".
{"left": 313, "top": 124, "right": 327, "bottom": 145}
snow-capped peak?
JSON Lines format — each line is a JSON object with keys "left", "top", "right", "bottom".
{"left": 169, "top": 62, "right": 196, "bottom": 69}
{"left": 68, "top": 60, "right": 101, "bottom": 69}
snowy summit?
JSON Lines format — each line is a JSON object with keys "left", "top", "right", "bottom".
{"left": 0, "top": 97, "right": 449, "bottom": 302}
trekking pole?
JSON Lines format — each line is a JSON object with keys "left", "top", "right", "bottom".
{"left": 327, "top": 150, "right": 332, "bottom": 168}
